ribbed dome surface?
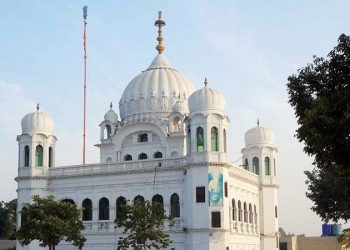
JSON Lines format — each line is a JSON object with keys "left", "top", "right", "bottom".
{"left": 244, "top": 125, "right": 275, "bottom": 147}
{"left": 119, "top": 54, "right": 196, "bottom": 121}
{"left": 172, "top": 99, "right": 189, "bottom": 114}
{"left": 104, "top": 109, "right": 118, "bottom": 123}
{"left": 188, "top": 86, "right": 225, "bottom": 113}
{"left": 21, "top": 111, "right": 54, "bottom": 134}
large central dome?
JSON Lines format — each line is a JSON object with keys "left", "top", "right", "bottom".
{"left": 119, "top": 54, "right": 196, "bottom": 122}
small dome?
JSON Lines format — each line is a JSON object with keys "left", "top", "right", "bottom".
{"left": 244, "top": 125, "right": 275, "bottom": 147}
{"left": 119, "top": 54, "right": 196, "bottom": 121}
{"left": 21, "top": 110, "right": 54, "bottom": 134}
{"left": 188, "top": 83, "right": 225, "bottom": 113}
{"left": 104, "top": 104, "right": 118, "bottom": 123}
{"left": 172, "top": 99, "right": 189, "bottom": 114}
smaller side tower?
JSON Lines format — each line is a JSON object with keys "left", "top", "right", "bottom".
{"left": 182, "top": 79, "right": 230, "bottom": 250}
{"left": 167, "top": 98, "right": 188, "bottom": 157}
{"left": 241, "top": 121, "right": 279, "bottom": 250}
{"left": 16, "top": 105, "right": 57, "bottom": 250}
{"left": 187, "top": 79, "right": 229, "bottom": 163}
{"left": 96, "top": 103, "right": 119, "bottom": 163}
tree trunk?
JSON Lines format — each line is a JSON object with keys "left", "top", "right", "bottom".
{"left": 49, "top": 245, "right": 52, "bottom": 250}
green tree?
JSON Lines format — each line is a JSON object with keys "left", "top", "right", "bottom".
{"left": 287, "top": 34, "right": 350, "bottom": 171}
{"left": 115, "top": 200, "right": 172, "bottom": 250}
{"left": 17, "top": 196, "right": 86, "bottom": 250}
{"left": 287, "top": 33, "right": 350, "bottom": 241}
{"left": 0, "top": 199, "right": 16, "bottom": 240}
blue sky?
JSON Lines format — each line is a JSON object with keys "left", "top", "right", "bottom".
{"left": 0, "top": 0, "right": 349, "bottom": 236}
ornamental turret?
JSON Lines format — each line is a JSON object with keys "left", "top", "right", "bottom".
{"left": 186, "top": 78, "right": 229, "bottom": 162}
{"left": 241, "top": 120, "right": 279, "bottom": 250}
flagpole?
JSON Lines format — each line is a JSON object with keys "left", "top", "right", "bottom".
{"left": 83, "top": 6, "right": 88, "bottom": 165}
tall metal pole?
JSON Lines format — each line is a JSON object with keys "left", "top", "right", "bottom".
{"left": 83, "top": 6, "right": 88, "bottom": 165}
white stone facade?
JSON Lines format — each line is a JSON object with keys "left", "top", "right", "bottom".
{"left": 16, "top": 20, "right": 279, "bottom": 250}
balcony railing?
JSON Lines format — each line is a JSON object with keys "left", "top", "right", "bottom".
{"left": 49, "top": 158, "right": 187, "bottom": 178}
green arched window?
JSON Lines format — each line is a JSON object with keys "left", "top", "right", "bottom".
{"left": 265, "top": 157, "right": 270, "bottom": 175}
{"left": 211, "top": 127, "right": 218, "bottom": 151}
{"left": 35, "top": 145, "right": 43, "bottom": 167}
{"left": 252, "top": 157, "right": 259, "bottom": 175}
{"left": 196, "top": 127, "right": 204, "bottom": 152}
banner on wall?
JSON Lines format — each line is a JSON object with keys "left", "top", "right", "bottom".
{"left": 208, "top": 172, "right": 223, "bottom": 206}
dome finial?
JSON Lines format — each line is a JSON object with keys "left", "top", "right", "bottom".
{"left": 204, "top": 77, "right": 208, "bottom": 87}
{"left": 36, "top": 103, "right": 40, "bottom": 111}
{"left": 257, "top": 118, "right": 260, "bottom": 126}
{"left": 110, "top": 102, "right": 113, "bottom": 109}
{"left": 154, "top": 11, "right": 166, "bottom": 54}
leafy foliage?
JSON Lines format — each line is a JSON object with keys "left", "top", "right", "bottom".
{"left": 287, "top": 33, "right": 350, "bottom": 244}
{"left": 287, "top": 34, "right": 350, "bottom": 170}
{"left": 115, "top": 200, "right": 171, "bottom": 250}
{"left": 0, "top": 199, "right": 16, "bottom": 240}
{"left": 16, "top": 196, "right": 86, "bottom": 250}
{"left": 305, "top": 167, "right": 350, "bottom": 222}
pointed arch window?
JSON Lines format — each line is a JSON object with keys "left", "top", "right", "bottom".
{"left": 249, "top": 204, "right": 253, "bottom": 224}
{"left": 138, "top": 153, "right": 147, "bottom": 160}
{"left": 152, "top": 194, "right": 164, "bottom": 216}
{"left": 105, "top": 125, "right": 112, "bottom": 139}
{"left": 243, "top": 202, "right": 248, "bottom": 223}
{"left": 116, "top": 196, "right": 126, "bottom": 219}
{"left": 238, "top": 201, "right": 242, "bottom": 222}
{"left": 20, "top": 207, "right": 27, "bottom": 226}
{"left": 124, "top": 154, "right": 132, "bottom": 161}
{"left": 99, "top": 197, "right": 109, "bottom": 220}
{"left": 265, "top": 157, "right": 270, "bottom": 175}
{"left": 223, "top": 129, "right": 227, "bottom": 153}
{"left": 253, "top": 157, "right": 259, "bottom": 175}
{"left": 35, "top": 145, "right": 43, "bottom": 167}
{"left": 82, "top": 199, "right": 92, "bottom": 221}
{"left": 170, "top": 193, "right": 180, "bottom": 218}
{"left": 172, "top": 116, "right": 181, "bottom": 132}
{"left": 24, "top": 145, "right": 30, "bottom": 167}
{"left": 244, "top": 159, "right": 249, "bottom": 170}
{"left": 232, "top": 199, "right": 236, "bottom": 221}
{"left": 211, "top": 127, "right": 218, "bottom": 151}
{"left": 153, "top": 151, "right": 163, "bottom": 159}
{"left": 134, "top": 195, "right": 145, "bottom": 205}
{"left": 187, "top": 125, "right": 191, "bottom": 154}
{"left": 196, "top": 127, "right": 204, "bottom": 152}
{"left": 48, "top": 147, "right": 53, "bottom": 168}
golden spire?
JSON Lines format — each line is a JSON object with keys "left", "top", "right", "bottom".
{"left": 204, "top": 77, "right": 208, "bottom": 87}
{"left": 154, "top": 11, "right": 166, "bottom": 54}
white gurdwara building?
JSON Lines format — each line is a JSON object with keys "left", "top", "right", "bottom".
{"left": 16, "top": 13, "right": 279, "bottom": 250}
